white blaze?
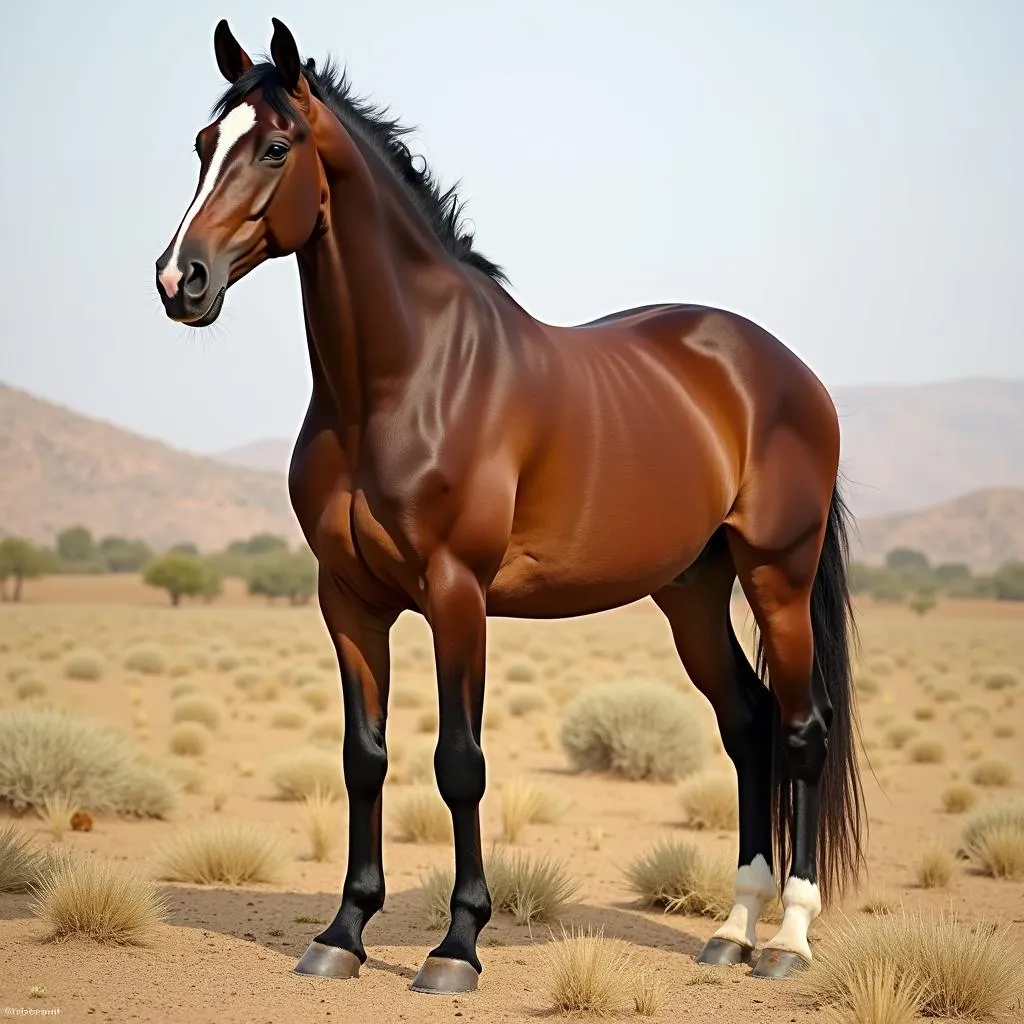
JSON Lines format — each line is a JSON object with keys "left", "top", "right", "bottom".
{"left": 762, "top": 876, "right": 822, "bottom": 962}
{"left": 711, "top": 854, "right": 776, "bottom": 949}
{"left": 159, "top": 102, "right": 257, "bottom": 299}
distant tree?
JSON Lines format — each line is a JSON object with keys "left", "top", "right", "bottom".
{"left": 143, "top": 553, "right": 220, "bottom": 607}
{"left": 169, "top": 541, "right": 200, "bottom": 556}
{"left": 228, "top": 533, "right": 289, "bottom": 557}
{"left": 98, "top": 536, "right": 154, "bottom": 573}
{"left": 246, "top": 549, "right": 317, "bottom": 605}
{"left": 933, "top": 562, "right": 971, "bottom": 586}
{"left": 885, "top": 547, "right": 930, "bottom": 573}
{"left": 56, "top": 525, "right": 95, "bottom": 563}
{"left": 0, "top": 537, "right": 48, "bottom": 601}
{"left": 907, "top": 590, "right": 937, "bottom": 616}
{"left": 870, "top": 578, "right": 907, "bottom": 603}
{"left": 992, "top": 562, "right": 1024, "bottom": 602}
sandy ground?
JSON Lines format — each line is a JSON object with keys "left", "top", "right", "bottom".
{"left": 1, "top": 581, "right": 1022, "bottom": 1023}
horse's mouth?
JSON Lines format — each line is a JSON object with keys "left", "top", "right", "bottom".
{"left": 183, "top": 287, "right": 226, "bottom": 328}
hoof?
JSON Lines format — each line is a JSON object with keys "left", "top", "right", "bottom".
{"left": 409, "top": 956, "right": 480, "bottom": 994}
{"left": 696, "top": 937, "right": 753, "bottom": 966}
{"left": 293, "top": 941, "right": 362, "bottom": 979}
{"left": 751, "top": 947, "right": 809, "bottom": 980}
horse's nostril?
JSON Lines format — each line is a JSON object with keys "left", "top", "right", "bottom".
{"left": 184, "top": 260, "right": 210, "bottom": 300}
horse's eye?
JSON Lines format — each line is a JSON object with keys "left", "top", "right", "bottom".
{"left": 263, "top": 142, "right": 289, "bottom": 162}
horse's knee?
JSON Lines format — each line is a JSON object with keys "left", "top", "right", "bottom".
{"left": 343, "top": 728, "right": 388, "bottom": 799}
{"left": 782, "top": 706, "right": 829, "bottom": 782}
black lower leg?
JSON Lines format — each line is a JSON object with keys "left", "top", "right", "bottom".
{"left": 315, "top": 672, "right": 388, "bottom": 961}
{"left": 430, "top": 682, "right": 491, "bottom": 971}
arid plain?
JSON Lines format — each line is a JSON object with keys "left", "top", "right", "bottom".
{"left": 1, "top": 576, "right": 1022, "bottom": 1023}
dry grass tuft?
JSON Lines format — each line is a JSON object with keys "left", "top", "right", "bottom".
{"left": 269, "top": 705, "right": 309, "bottom": 730}
{"left": 630, "top": 967, "right": 666, "bottom": 1016}
{"left": 969, "top": 758, "right": 1013, "bottom": 787}
{"left": 802, "top": 909, "right": 1024, "bottom": 1020}
{"left": 300, "top": 787, "right": 343, "bottom": 862}
{"left": 859, "top": 891, "right": 899, "bottom": 916}
{"left": 885, "top": 723, "right": 917, "bottom": 749}
{"left": 298, "top": 685, "right": 333, "bottom": 713}
{"left": 63, "top": 649, "right": 105, "bottom": 681}
{"left": 32, "top": 852, "right": 167, "bottom": 944}
{"left": 38, "top": 792, "right": 80, "bottom": 842}
{"left": 169, "top": 722, "right": 209, "bottom": 757}
{"left": 542, "top": 925, "right": 631, "bottom": 1016}
{"left": 915, "top": 842, "right": 954, "bottom": 888}
{"left": 171, "top": 696, "right": 221, "bottom": 731}
{"left": 962, "top": 800, "right": 1024, "bottom": 880}
{"left": 500, "top": 777, "right": 565, "bottom": 843}
{"left": 907, "top": 738, "right": 945, "bottom": 764}
{"left": 155, "top": 822, "right": 287, "bottom": 886}
{"left": 623, "top": 838, "right": 733, "bottom": 918}
{"left": 676, "top": 771, "right": 737, "bottom": 831}
{"left": 560, "top": 681, "right": 705, "bottom": 782}
{"left": 941, "top": 782, "right": 978, "bottom": 814}
{"left": 0, "top": 824, "right": 50, "bottom": 893}
{"left": 123, "top": 645, "right": 166, "bottom": 675}
{"left": 0, "top": 707, "right": 177, "bottom": 817}
{"left": 813, "top": 958, "right": 925, "bottom": 1024}
{"left": 422, "top": 846, "right": 579, "bottom": 928}
{"left": 391, "top": 787, "right": 450, "bottom": 844}
{"left": 268, "top": 748, "right": 344, "bottom": 801}
{"left": 982, "top": 667, "right": 1019, "bottom": 691}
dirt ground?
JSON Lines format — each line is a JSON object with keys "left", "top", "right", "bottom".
{"left": 1, "top": 580, "right": 1022, "bottom": 1023}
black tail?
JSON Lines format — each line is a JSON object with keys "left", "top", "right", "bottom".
{"left": 756, "top": 481, "right": 866, "bottom": 905}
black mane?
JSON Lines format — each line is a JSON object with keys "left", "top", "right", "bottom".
{"left": 214, "top": 57, "right": 508, "bottom": 285}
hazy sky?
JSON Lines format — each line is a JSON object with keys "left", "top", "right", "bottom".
{"left": 1, "top": 1, "right": 1021, "bottom": 455}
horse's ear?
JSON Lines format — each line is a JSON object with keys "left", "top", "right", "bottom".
{"left": 270, "top": 18, "right": 302, "bottom": 94}
{"left": 213, "top": 19, "right": 253, "bottom": 84}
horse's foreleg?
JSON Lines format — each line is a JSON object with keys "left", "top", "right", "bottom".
{"left": 293, "top": 576, "right": 396, "bottom": 979}
{"left": 410, "top": 551, "right": 491, "bottom": 994}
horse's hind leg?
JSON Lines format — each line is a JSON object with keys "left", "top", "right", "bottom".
{"left": 653, "top": 530, "right": 776, "bottom": 966}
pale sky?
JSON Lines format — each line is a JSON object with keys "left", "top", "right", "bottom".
{"left": 1, "top": 1, "right": 1021, "bottom": 455}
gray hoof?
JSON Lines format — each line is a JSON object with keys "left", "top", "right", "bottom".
{"left": 409, "top": 956, "right": 480, "bottom": 994}
{"left": 751, "top": 947, "right": 809, "bottom": 980}
{"left": 696, "top": 936, "right": 753, "bottom": 966}
{"left": 293, "top": 941, "right": 362, "bottom": 979}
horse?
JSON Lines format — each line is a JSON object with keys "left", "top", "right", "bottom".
{"left": 154, "top": 18, "right": 865, "bottom": 995}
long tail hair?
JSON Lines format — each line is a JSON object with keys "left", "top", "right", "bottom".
{"left": 756, "top": 481, "right": 866, "bottom": 904}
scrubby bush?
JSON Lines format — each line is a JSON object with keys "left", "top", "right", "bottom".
{"left": 268, "top": 747, "right": 343, "bottom": 800}
{"left": 623, "top": 838, "right": 733, "bottom": 917}
{"left": 171, "top": 696, "right": 221, "bottom": 731}
{"left": 962, "top": 800, "right": 1024, "bottom": 880}
{"left": 0, "top": 708, "right": 177, "bottom": 817}
{"left": 559, "top": 682, "right": 705, "bottom": 781}
{"left": 63, "top": 649, "right": 105, "bottom": 681}
{"left": 155, "top": 823, "right": 287, "bottom": 886}
{"left": 677, "top": 771, "right": 738, "bottom": 831}
{"left": 123, "top": 645, "right": 167, "bottom": 675}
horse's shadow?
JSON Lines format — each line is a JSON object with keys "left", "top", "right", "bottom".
{"left": 161, "top": 884, "right": 708, "bottom": 975}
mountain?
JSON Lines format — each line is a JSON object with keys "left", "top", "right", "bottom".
{"left": 830, "top": 378, "right": 1024, "bottom": 518}
{"left": 211, "top": 379, "right": 1024, "bottom": 522}
{"left": 0, "top": 383, "right": 300, "bottom": 551}
{"left": 215, "top": 438, "right": 294, "bottom": 475}
{"left": 850, "top": 487, "right": 1024, "bottom": 572}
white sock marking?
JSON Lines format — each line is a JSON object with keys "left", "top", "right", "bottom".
{"left": 711, "top": 854, "right": 776, "bottom": 949}
{"left": 763, "top": 876, "right": 821, "bottom": 961}
{"left": 159, "top": 102, "right": 256, "bottom": 299}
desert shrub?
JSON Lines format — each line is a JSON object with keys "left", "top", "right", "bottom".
{"left": 505, "top": 661, "right": 537, "bottom": 683}
{"left": 416, "top": 708, "right": 438, "bottom": 733}
{"left": 993, "top": 722, "right": 1015, "bottom": 739}
{"left": 123, "top": 645, "right": 166, "bottom": 675}
{"left": 623, "top": 838, "right": 732, "bottom": 917}
{"left": 676, "top": 771, "right": 737, "bottom": 831}
{"left": 886, "top": 723, "right": 917, "bottom": 749}
{"left": 908, "top": 738, "right": 945, "bottom": 764}
{"left": 32, "top": 852, "right": 167, "bottom": 944}
{"left": 391, "top": 787, "right": 450, "bottom": 844}
{"left": 63, "top": 650, "right": 104, "bottom": 681}
{"left": 560, "top": 682, "right": 705, "bottom": 782}
{"left": 155, "top": 823, "right": 286, "bottom": 886}
{"left": 169, "top": 722, "right": 208, "bottom": 757}
{"left": 982, "top": 667, "right": 1019, "bottom": 691}
{"left": 859, "top": 891, "right": 899, "bottom": 916}
{"left": 507, "top": 689, "right": 548, "bottom": 718}
{"left": 500, "top": 777, "right": 564, "bottom": 842}
{"left": 171, "top": 697, "right": 221, "bottom": 731}
{"left": 269, "top": 748, "right": 343, "bottom": 800}
{"left": 0, "top": 707, "right": 177, "bottom": 817}
{"left": 801, "top": 909, "right": 1023, "bottom": 1019}
{"left": 422, "top": 846, "right": 578, "bottom": 928}
{"left": 0, "top": 824, "right": 51, "bottom": 892}
{"left": 388, "top": 742, "right": 434, "bottom": 784}
{"left": 962, "top": 800, "right": 1024, "bottom": 880}
{"left": 630, "top": 967, "right": 665, "bottom": 1017}
{"left": 308, "top": 720, "right": 344, "bottom": 746}
{"left": 941, "top": 782, "right": 978, "bottom": 814}
{"left": 270, "top": 705, "right": 309, "bottom": 730}
{"left": 214, "top": 651, "right": 242, "bottom": 672}
{"left": 170, "top": 682, "right": 197, "bottom": 700}
{"left": 912, "top": 706, "right": 935, "bottom": 721}
{"left": 915, "top": 842, "right": 954, "bottom": 888}
{"left": 299, "top": 685, "right": 333, "bottom": 713}
{"left": 15, "top": 677, "right": 48, "bottom": 701}
{"left": 542, "top": 925, "right": 632, "bottom": 1016}
{"left": 970, "top": 759, "right": 1012, "bottom": 787}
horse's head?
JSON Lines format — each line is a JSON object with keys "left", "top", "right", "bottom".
{"left": 155, "top": 19, "right": 327, "bottom": 325}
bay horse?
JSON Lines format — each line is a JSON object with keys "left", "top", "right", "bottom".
{"left": 155, "top": 18, "right": 865, "bottom": 994}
